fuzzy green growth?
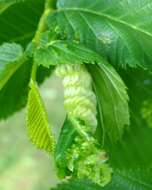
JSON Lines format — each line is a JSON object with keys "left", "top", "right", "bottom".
{"left": 66, "top": 132, "right": 112, "bottom": 186}
{"left": 55, "top": 64, "right": 112, "bottom": 186}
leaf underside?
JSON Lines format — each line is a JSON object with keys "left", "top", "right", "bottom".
{"left": 26, "top": 80, "right": 54, "bottom": 153}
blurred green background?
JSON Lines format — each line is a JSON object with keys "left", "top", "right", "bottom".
{"left": 0, "top": 74, "right": 65, "bottom": 190}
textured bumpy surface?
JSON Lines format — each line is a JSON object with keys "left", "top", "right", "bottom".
{"left": 55, "top": 64, "right": 97, "bottom": 131}
{"left": 55, "top": 64, "right": 112, "bottom": 186}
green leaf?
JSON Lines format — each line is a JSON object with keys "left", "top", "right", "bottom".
{"left": 141, "top": 99, "right": 152, "bottom": 128}
{"left": 0, "top": 43, "right": 54, "bottom": 120}
{"left": 103, "top": 169, "right": 152, "bottom": 190}
{"left": 0, "top": 3, "right": 12, "bottom": 14}
{"left": 50, "top": 169, "right": 152, "bottom": 190}
{"left": 88, "top": 63, "right": 129, "bottom": 142}
{"left": 0, "top": 0, "right": 55, "bottom": 120}
{"left": 0, "top": 0, "right": 44, "bottom": 46}
{"left": 34, "top": 40, "right": 102, "bottom": 67}
{"left": 55, "top": 117, "right": 76, "bottom": 177}
{"left": 55, "top": 115, "right": 112, "bottom": 186}
{"left": 47, "top": 0, "right": 152, "bottom": 69}
{"left": 0, "top": 58, "right": 54, "bottom": 120}
{"left": 26, "top": 80, "right": 55, "bottom": 153}
{"left": 0, "top": 0, "right": 27, "bottom": 9}
{"left": 0, "top": 43, "right": 24, "bottom": 90}
{"left": 0, "top": 58, "right": 31, "bottom": 119}
{"left": 0, "top": 0, "right": 24, "bottom": 3}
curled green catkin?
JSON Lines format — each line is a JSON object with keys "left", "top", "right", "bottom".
{"left": 55, "top": 64, "right": 112, "bottom": 186}
{"left": 55, "top": 64, "right": 97, "bottom": 131}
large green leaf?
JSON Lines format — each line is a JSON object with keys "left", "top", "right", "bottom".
{"left": 0, "top": 0, "right": 55, "bottom": 120}
{"left": 26, "top": 80, "right": 55, "bottom": 153}
{"left": 88, "top": 63, "right": 129, "bottom": 142}
{"left": 0, "top": 43, "right": 24, "bottom": 90}
{"left": 50, "top": 169, "right": 152, "bottom": 190}
{"left": 47, "top": 0, "right": 152, "bottom": 69}
{"left": 0, "top": 0, "right": 44, "bottom": 46}
{"left": 34, "top": 40, "right": 102, "bottom": 67}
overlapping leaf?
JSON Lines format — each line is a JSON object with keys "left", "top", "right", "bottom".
{"left": 47, "top": 0, "right": 152, "bottom": 69}
{"left": 34, "top": 40, "right": 102, "bottom": 67}
{"left": 88, "top": 63, "right": 129, "bottom": 142}
{"left": 26, "top": 80, "right": 55, "bottom": 153}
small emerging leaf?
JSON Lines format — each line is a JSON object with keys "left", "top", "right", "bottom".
{"left": 26, "top": 80, "right": 55, "bottom": 153}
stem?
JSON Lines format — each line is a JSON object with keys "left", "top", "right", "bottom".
{"left": 31, "top": 61, "right": 37, "bottom": 81}
{"left": 33, "top": 0, "right": 56, "bottom": 46}
{"left": 32, "top": 9, "right": 49, "bottom": 46}
{"left": 70, "top": 117, "right": 92, "bottom": 142}
{"left": 31, "top": 0, "right": 56, "bottom": 81}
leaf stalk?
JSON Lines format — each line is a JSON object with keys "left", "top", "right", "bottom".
{"left": 31, "top": 0, "right": 56, "bottom": 81}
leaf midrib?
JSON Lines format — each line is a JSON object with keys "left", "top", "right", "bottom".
{"left": 56, "top": 7, "right": 152, "bottom": 39}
